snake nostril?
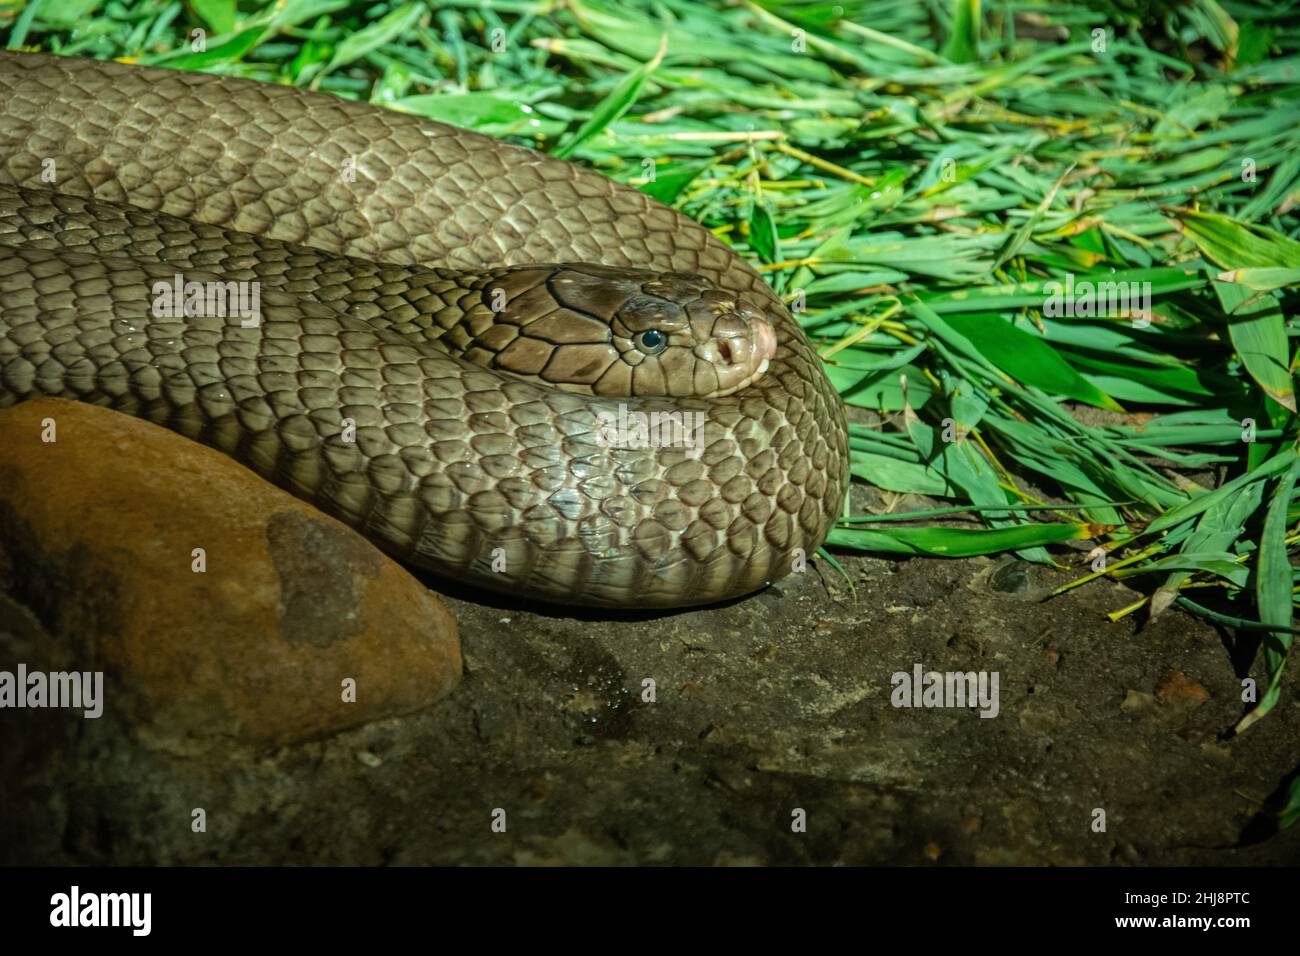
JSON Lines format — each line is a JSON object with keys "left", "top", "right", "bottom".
{"left": 717, "top": 339, "right": 733, "bottom": 364}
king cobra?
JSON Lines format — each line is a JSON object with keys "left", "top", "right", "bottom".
{"left": 0, "top": 51, "right": 847, "bottom": 608}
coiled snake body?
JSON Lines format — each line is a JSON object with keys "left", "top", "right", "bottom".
{"left": 0, "top": 52, "right": 847, "bottom": 608}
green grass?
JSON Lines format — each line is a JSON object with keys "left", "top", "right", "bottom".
{"left": 3, "top": 0, "right": 1298, "bottom": 821}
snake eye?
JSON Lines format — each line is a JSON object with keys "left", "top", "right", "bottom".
{"left": 634, "top": 329, "right": 668, "bottom": 356}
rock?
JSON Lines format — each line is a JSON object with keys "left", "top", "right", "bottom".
{"left": 1200, "top": 741, "right": 1233, "bottom": 764}
{"left": 1120, "top": 689, "right": 1157, "bottom": 713}
{"left": 0, "top": 398, "right": 461, "bottom": 746}
{"left": 989, "top": 560, "right": 1031, "bottom": 594}
{"left": 1154, "top": 670, "right": 1209, "bottom": 707}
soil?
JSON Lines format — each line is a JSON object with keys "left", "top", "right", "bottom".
{"left": 2, "top": 524, "right": 1298, "bottom": 866}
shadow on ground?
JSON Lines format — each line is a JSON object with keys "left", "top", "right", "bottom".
{"left": 2, "top": 540, "right": 1297, "bottom": 866}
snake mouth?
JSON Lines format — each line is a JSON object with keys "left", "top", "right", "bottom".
{"left": 717, "top": 321, "right": 776, "bottom": 365}
{"left": 706, "top": 317, "right": 777, "bottom": 397}
{"left": 754, "top": 319, "right": 777, "bottom": 362}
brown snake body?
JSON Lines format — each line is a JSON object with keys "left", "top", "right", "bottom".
{"left": 0, "top": 51, "right": 847, "bottom": 608}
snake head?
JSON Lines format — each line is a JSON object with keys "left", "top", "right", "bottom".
{"left": 481, "top": 264, "right": 777, "bottom": 399}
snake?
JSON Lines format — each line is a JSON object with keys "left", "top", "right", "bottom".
{"left": 0, "top": 51, "right": 847, "bottom": 609}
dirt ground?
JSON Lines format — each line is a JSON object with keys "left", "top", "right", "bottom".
{"left": 3, "top": 511, "right": 1298, "bottom": 865}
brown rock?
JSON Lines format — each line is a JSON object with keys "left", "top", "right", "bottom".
{"left": 1154, "top": 670, "right": 1209, "bottom": 706}
{"left": 0, "top": 398, "right": 461, "bottom": 746}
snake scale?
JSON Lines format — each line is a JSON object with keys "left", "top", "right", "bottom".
{"left": 0, "top": 51, "right": 847, "bottom": 608}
